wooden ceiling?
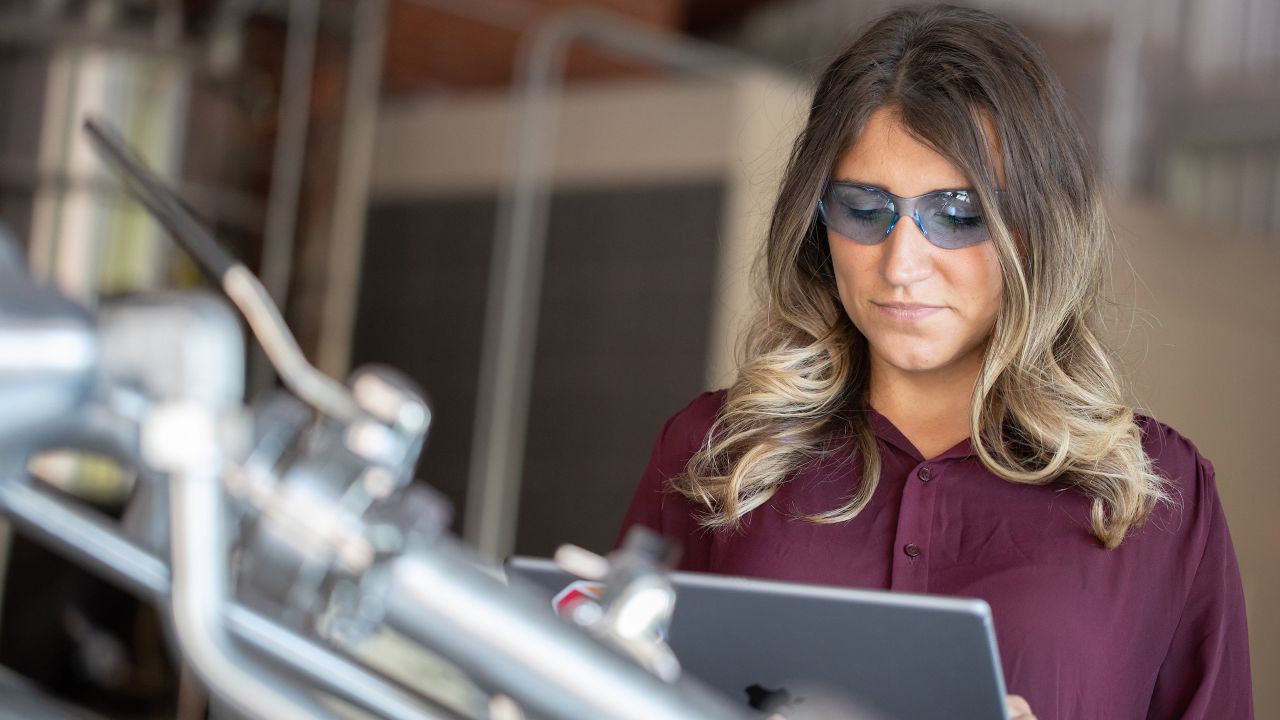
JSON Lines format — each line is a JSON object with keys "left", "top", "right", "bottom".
{"left": 175, "top": 0, "right": 782, "bottom": 94}
{"left": 381, "top": 0, "right": 779, "bottom": 93}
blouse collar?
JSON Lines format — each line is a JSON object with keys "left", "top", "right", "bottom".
{"left": 866, "top": 407, "right": 976, "bottom": 463}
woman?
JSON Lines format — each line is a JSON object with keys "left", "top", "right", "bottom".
{"left": 617, "top": 5, "right": 1252, "bottom": 719}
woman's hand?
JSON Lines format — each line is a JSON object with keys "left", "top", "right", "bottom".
{"left": 1007, "top": 694, "right": 1037, "bottom": 720}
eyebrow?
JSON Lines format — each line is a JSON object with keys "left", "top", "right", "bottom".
{"left": 829, "top": 179, "right": 976, "bottom": 196}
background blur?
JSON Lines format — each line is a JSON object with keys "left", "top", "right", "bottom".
{"left": 0, "top": 0, "right": 1275, "bottom": 717}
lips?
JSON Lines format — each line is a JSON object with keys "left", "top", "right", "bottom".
{"left": 873, "top": 301, "right": 945, "bottom": 322}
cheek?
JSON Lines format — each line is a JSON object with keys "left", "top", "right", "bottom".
{"left": 955, "top": 245, "right": 1003, "bottom": 326}
{"left": 826, "top": 233, "right": 877, "bottom": 301}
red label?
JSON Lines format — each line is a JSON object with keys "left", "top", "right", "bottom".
{"left": 551, "top": 580, "right": 605, "bottom": 617}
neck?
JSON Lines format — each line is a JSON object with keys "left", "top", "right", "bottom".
{"left": 867, "top": 347, "right": 985, "bottom": 459}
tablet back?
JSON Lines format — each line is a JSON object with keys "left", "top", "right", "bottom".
{"left": 506, "top": 557, "right": 1009, "bottom": 720}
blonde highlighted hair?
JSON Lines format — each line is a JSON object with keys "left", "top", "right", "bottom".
{"left": 672, "top": 4, "right": 1167, "bottom": 549}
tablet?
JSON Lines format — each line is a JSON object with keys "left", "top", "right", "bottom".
{"left": 506, "top": 556, "right": 1009, "bottom": 720}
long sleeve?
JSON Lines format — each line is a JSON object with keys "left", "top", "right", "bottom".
{"left": 1145, "top": 455, "right": 1253, "bottom": 719}
{"left": 615, "top": 411, "right": 678, "bottom": 541}
{"left": 614, "top": 391, "right": 725, "bottom": 569}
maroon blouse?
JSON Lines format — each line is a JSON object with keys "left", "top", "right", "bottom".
{"left": 618, "top": 391, "right": 1253, "bottom": 719}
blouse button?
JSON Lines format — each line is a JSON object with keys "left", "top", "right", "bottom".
{"left": 917, "top": 466, "right": 932, "bottom": 483}
{"left": 903, "top": 543, "right": 921, "bottom": 558}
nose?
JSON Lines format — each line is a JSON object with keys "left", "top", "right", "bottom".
{"left": 881, "top": 214, "right": 934, "bottom": 288}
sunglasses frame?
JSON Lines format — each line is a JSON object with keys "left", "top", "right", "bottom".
{"left": 817, "top": 181, "right": 1000, "bottom": 250}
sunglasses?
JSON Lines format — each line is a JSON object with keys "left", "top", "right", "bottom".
{"left": 818, "top": 182, "right": 997, "bottom": 249}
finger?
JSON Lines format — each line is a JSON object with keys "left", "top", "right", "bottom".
{"left": 1006, "top": 694, "right": 1036, "bottom": 720}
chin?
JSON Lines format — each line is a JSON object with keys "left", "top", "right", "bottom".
{"left": 853, "top": 311, "right": 991, "bottom": 376}
{"left": 887, "top": 355, "right": 953, "bottom": 374}
{"left": 874, "top": 341, "right": 967, "bottom": 374}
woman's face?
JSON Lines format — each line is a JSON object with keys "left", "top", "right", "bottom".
{"left": 826, "top": 107, "right": 1003, "bottom": 379}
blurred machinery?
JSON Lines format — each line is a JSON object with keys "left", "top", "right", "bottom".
{"left": 0, "top": 118, "right": 759, "bottom": 720}
{"left": 0, "top": 0, "right": 386, "bottom": 391}
{"left": 0, "top": 3, "right": 388, "bottom": 711}
{"left": 0, "top": 5, "right": 787, "bottom": 715}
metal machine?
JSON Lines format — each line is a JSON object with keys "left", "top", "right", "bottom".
{"left": 0, "top": 119, "right": 753, "bottom": 720}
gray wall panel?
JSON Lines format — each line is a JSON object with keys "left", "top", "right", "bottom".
{"left": 355, "top": 180, "right": 724, "bottom": 555}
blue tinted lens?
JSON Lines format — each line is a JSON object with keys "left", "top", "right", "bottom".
{"left": 820, "top": 184, "right": 993, "bottom": 249}
{"left": 820, "top": 184, "right": 895, "bottom": 245}
{"left": 919, "top": 190, "right": 990, "bottom": 249}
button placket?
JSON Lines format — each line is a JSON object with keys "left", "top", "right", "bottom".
{"left": 889, "top": 461, "right": 938, "bottom": 593}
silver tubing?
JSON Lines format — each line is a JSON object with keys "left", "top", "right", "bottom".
{"left": 386, "top": 547, "right": 748, "bottom": 720}
{"left": 0, "top": 473, "right": 451, "bottom": 720}
{"left": 257, "top": 0, "right": 317, "bottom": 309}
{"left": 224, "top": 266, "right": 360, "bottom": 422}
{"left": 82, "top": 121, "right": 361, "bottom": 424}
{"left": 0, "top": 478, "right": 169, "bottom": 599}
{"left": 462, "top": 4, "right": 570, "bottom": 561}
{"left": 250, "top": 0, "right": 318, "bottom": 398}
{"left": 464, "top": 11, "right": 756, "bottom": 560}
{"left": 0, "top": 460, "right": 747, "bottom": 719}
{"left": 169, "top": 465, "right": 339, "bottom": 720}
{"left": 225, "top": 606, "right": 458, "bottom": 720}
{"left": 316, "top": 0, "right": 389, "bottom": 378}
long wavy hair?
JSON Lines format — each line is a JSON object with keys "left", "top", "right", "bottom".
{"left": 672, "top": 4, "right": 1168, "bottom": 549}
